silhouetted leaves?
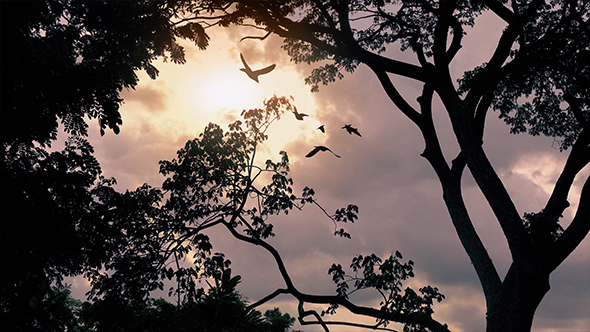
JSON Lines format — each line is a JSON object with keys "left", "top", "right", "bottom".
{"left": 1, "top": 1, "right": 193, "bottom": 144}
{"left": 328, "top": 252, "right": 443, "bottom": 328}
{"left": 176, "top": 22, "right": 210, "bottom": 50}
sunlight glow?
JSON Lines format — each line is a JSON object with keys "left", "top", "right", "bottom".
{"left": 194, "top": 69, "right": 260, "bottom": 115}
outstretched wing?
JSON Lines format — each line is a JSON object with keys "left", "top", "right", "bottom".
{"left": 326, "top": 148, "right": 341, "bottom": 158}
{"left": 240, "top": 53, "right": 251, "bottom": 72}
{"left": 253, "top": 64, "right": 276, "bottom": 76}
{"left": 305, "top": 147, "right": 320, "bottom": 158}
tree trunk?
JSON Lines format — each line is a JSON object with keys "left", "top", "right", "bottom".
{"left": 486, "top": 262, "right": 551, "bottom": 332}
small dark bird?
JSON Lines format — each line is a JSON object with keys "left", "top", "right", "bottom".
{"left": 305, "top": 146, "right": 341, "bottom": 158}
{"left": 342, "top": 124, "right": 362, "bottom": 137}
{"left": 292, "top": 107, "right": 309, "bottom": 121}
{"left": 239, "top": 53, "right": 276, "bottom": 83}
{"left": 317, "top": 125, "right": 325, "bottom": 133}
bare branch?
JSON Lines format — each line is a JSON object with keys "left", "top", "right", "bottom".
{"left": 240, "top": 31, "right": 271, "bottom": 42}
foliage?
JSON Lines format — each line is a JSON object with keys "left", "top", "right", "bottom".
{"left": 0, "top": 0, "right": 211, "bottom": 144}
{"left": 81, "top": 269, "right": 280, "bottom": 332}
{"left": 0, "top": 1, "right": 208, "bottom": 329}
{"left": 30, "top": 273, "right": 299, "bottom": 332}
{"left": 83, "top": 96, "right": 359, "bottom": 310}
{"left": 13, "top": 284, "right": 83, "bottom": 332}
{"left": 0, "top": 137, "right": 111, "bottom": 330}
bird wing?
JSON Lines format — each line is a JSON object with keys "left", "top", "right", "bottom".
{"left": 318, "top": 125, "right": 325, "bottom": 133}
{"left": 305, "top": 147, "right": 320, "bottom": 158}
{"left": 327, "top": 148, "right": 341, "bottom": 158}
{"left": 240, "top": 53, "right": 251, "bottom": 72}
{"left": 253, "top": 64, "right": 276, "bottom": 76}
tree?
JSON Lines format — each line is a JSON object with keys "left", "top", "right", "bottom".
{"left": 82, "top": 95, "right": 444, "bottom": 331}
{"left": 0, "top": 1, "right": 200, "bottom": 328}
{"left": 156, "top": 1, "right": 589, "bottom": 331}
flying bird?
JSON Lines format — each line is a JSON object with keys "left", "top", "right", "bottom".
{"left": 317, "top": 125, "right": 325, "bottom": 133}
{"left": 292, "top": 107, "right": 309, "bottom": 121}
{"left": 342, "top": 124, "right": 362, "bottom": 137}
{"left": 305, "top": 146, "right": 341, "bottom": 158}
{"left": 239, "top": 53, "right": 276, "bottom": 83}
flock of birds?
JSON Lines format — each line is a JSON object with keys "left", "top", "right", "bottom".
{"left": 239, "top": 53, "right": 362, "bottom": 159}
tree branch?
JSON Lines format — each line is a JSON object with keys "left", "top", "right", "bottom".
{"left": 465, "top": 0, "right": 544, "bottom": 109}
{"left": 548, "top": 174, "right": 590, "bottom": 271}
{"left": 543, "top": 129, "right": 590, "bottom": 224}
{"left": 476, "top": 0, "right": 516, "bottom": 23}
{"left": 415, "top": 85, "right": 502, "bottom": 308}
{"left": 369, "top": 68, "right": 423, "bottom": 126}
{"left": 220, "top": 220, "right": 452, "bottom": 332}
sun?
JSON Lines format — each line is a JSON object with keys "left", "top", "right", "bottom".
{"left": 194, "top": 68, "right": 262, "bottom": 116}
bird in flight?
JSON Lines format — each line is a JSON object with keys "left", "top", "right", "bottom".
{"left": 342, "top": 124, "right": 362, "bottom": 137}
{"left": 317, "top": 125, "right": 325, "bottom": 133}
{"left": 305, "top": 146, "right": 341, "bottom": 158}
{"left": 292, "top": 107, "right": 309, "bottom": 121}
{"left": 239, "top": 53, "right": 276, "bottom": 83}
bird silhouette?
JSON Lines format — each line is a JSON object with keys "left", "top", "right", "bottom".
{"left": 305, "top": 146, "right": 341, "bottom": 158}
{"left": 292, "top": 107, "right": 309, "bottom": 121}
{"left": 239, "top": 53, "right": 276, "bottom": 83}
{"left": 317, "top": 125, "right": 325, "bottom": 133}
{"left": 342, "top": 124, "right": 362, "bottom": 137}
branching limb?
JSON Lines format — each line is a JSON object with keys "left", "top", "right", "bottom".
{"left": 298, "top": 300, "right": 331, "bottom": 332}
{"left": 240, "top": 31, "right": 271, "bottom": 42}
{"left": 298, "top": 300, "right": 401, "bottom": 331}
{"left": 370, "top": 68, "right": 423, "bottom": 126}
{"left": 220, "top": 220, "right": 452, "bottom": 332}
{"left": 244, "top": 288, "right": 291, "bottom": 313}
{"left": 415, "top": 85, "right": 502, "bottom": 308}
{"left": 465, "top": 0, "right": 544, "bottom": 108}
{"left": 477, "top": 0, "right": 516, "bottom": 23}
{"left": 549, "top": 174, "right": 590, "bottom": 270}
{"left": 543, "top": 129, "right": 590, "bottom": 225}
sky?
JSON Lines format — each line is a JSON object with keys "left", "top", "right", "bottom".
{"left": 64, "top": 12, "right": 589, "bottom": 332}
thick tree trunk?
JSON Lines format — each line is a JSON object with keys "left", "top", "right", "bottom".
{"left": 486, "top": 262, "right": 550, "bottom": 332}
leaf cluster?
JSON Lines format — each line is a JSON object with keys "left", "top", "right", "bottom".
{"left": 328, "top": 251, "right": 444, "bottom": 328}
{"left": 458, "top": 0, "right": 589, "bottom": 149}
{"left": 1, "top": 0, "right": 195, "bottom": 145}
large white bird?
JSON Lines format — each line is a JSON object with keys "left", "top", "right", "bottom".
{"left": 239, "top": 53, "right": 276, "bottom": 83}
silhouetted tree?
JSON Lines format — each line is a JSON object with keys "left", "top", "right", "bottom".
{"left": 0, "top": 1, "right": 193, "bottom": 328}
{"left": 82, "top": 95, "right": 441, "bottom": 331}
{"left": 159, "top": 1, "right": 589, "bottom": 331}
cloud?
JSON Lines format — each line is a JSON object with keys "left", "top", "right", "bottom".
{"left": 120, "top": 84, "right": 170, "bottom": 114}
